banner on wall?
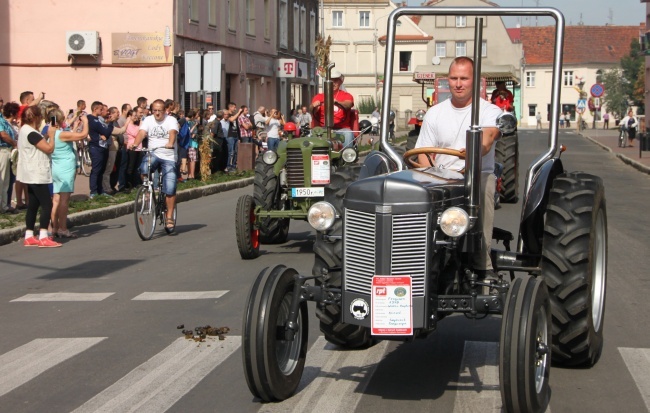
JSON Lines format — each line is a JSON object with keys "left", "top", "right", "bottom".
{"left": 112, "top": 26, "right": 173, "bottom": 64}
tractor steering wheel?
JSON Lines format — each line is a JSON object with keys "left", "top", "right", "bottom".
{"left": 403, "top": 147, "right": 466, "bottom": 169}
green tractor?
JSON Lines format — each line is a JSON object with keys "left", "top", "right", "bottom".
{"left": 235, "top": 67, "right": 367, "bottom": 259}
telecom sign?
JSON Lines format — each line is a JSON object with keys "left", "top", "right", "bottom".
{"left": 590, "top": 83, "right": 604, "bottom": 98}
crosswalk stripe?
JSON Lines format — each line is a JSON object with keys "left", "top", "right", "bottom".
{"left": 131, "top": 291, "right": 229, "bottom": 300}
{"left": 259, "top": 337, "right": 390, "bottom": 413}
{"left": 11, "top": 292, "right": 115, "bottom": 302}
{"left": 619, "top": 347, "right": 650, "bottom": 410}
{"left": 0, "top": 337, "right": 106, "bottom": 398}
{"left": 72, "top": 336, "right": 240, "bottom": 413}
{"left": 452, "top": 341, "right": 501, "bottom": 413}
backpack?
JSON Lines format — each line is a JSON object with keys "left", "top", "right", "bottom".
{"left": 177, "top": 121, "right": 191, "bottom": 149}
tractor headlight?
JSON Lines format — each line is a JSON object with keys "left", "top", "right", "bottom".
{"left": 341, "top": 147, "right": 358, "bottom": 163}
{"left": 439, "top": 207, "right": 470, "bottom": 237}
{"left": 308, "top": 202, "right": 336, "bottom": 231}
{"left": 262, "top": 150, "right": 278, "bottom": 165}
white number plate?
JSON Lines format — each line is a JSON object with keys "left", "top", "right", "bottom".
{"left": 291, "top": 187, "right": 325, "bottom": 197}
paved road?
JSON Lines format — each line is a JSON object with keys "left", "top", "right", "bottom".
{"left": 0, "top": 129, "right": 649, "bottom": 412}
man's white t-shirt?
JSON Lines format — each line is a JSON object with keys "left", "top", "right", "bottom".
{"left": 415, "top": 98, "right": 502, "bottom": 173}
{"left": 139, "top": 114, "right": 179, "bottom": 162}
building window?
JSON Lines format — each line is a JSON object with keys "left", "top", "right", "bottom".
{"left": 564, "top": 70, "right": 574, "bottom": 86}
{"left": 526, "top": 71, "right": 536, "bottom": 87}
{"left": 310, "top": 11, "right": 316, "bottom": 56}
{"left": 264, "top": 0, "right": 270, "bottom": 38}
{"left": 301, "top": 7, "right": 307, "bottom": 53}
{"left": 435, "top": 42, "right": 446, "bottom": 57}
{"left": 332, "top": 10, "right": 343, "bottom": 27}
{"left": 246, "top": 0, "right": 255, "bottom": 35}
{"left": 293, "top": 4, "right": 300, "bottom": 52}
{"left": 280, "top": 0, "right": 288, "bottom": 48}
{"left": 228, "top": 0, "right": 236, "bottom": 30}
{"left": 399, "top": 51, "right": 412, "bottom": 72}
{"left": 456, "top": 16, "right": 466, "bottom": 27}
{"left": 528, "top": 104, "right": 537, "bottom": 117}
{"left": 190, "top": 0, "right": 199, "bottom": 23}
{"left": 208, "top": 0, "right": 217, "bottom": 26}
{"left": 360, "top": 11, "right": 370, "bottom": 28}
{"left": 455, "top": 41, "right": 466, "bottom": 57}
{"left": 482, "top": 40, "right": 487, "bottom": 57}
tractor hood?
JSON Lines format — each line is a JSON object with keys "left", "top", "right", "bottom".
{"left": 344, "top": 168, "right": 465, "bottom": 215}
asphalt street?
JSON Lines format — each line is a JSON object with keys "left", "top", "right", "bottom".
{"left": 0, "top": 129, "right": 649, "bottom": 412}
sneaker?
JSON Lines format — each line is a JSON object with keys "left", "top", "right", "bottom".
{"left": 24, "top": 236, "right": 40, "bottom": 247}
{"left": 100, "top": 192, "right": 114, "bottom": 198}
{"left": 38, "top": 237, "right": 62, "bottom": 248}
{"left": 89, "top": 193, "right": 98, "bottom": 199}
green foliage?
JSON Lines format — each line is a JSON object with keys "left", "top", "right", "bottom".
{"left": 601, "top": 69, "right": 628, "bottom": 118}
{"left": 621, "top": 38, "right": 644, "bottom": 108}
{"left": 356, "top": 96, "right": 381, "bottom": 114}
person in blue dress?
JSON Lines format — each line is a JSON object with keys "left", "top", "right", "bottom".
{"left": 49, "top": 108, "right": 89, "bottom": 238}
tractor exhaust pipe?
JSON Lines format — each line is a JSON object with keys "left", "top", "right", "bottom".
{"left": 324, "top": 63, "right": 335, "bottom": 141}
{"left": 464, "top": 18, "right": 484, "bottom": 244}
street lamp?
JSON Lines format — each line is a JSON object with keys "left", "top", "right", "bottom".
{"left": 374, "top": 16, "right": 401, "bottom": 105}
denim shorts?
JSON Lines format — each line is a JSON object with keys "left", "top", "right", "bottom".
{"left": 139, "top": 153, "right": 178, "bottom": 195}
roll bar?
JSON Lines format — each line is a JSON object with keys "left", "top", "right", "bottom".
{"left": 380, "top": 7, "right": 565, "bottom": 204}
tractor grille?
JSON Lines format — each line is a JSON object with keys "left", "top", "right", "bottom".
{"left": 286, "top": 147, "right": 329, "bottom": 188}
{"left": 343, "top": 209, "right": 428, "bottom": 297}
{"left": 343, "top": 209, "right": 376, "bottom": 295}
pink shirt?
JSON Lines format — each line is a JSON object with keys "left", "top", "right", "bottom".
{"left": 126, "top": 122, "right": 141, "bottom": 150}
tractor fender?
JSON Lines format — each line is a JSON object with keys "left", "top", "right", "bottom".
{"left": 358, "top": 150, "right": 400, "bottom": 180}
{"left": 519, "top": 157, "right": 564, "bottom": 254}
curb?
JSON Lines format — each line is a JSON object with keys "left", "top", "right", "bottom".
{"left": 0, "top": 177, "right": 254, "bottom": 247}
{"left": 581, "top": 134, "right": 650, "bottom": 175}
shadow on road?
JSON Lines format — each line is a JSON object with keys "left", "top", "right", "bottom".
{"left": 37, "top": 259, "right": 141, "bottom": 280}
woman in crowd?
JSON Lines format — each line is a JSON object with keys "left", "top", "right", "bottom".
{"left": 264, "top": 109, "right": 285, "bottom": 151}
{"left": 50, "top": 108, "right": 89, "bottom": 238}
{"left": 17, "top": 106, "right": 60, "bottom": 247}
{"left": 125, "top": 107, "right": 143, "bottom": 189}
{"left": 187, "top": 109, "right": 199, "bottom": 180}
{"left": 0, "top": 102, "right": 19, "bottom": 213}
{"left": 621, "top": 109, "right": 639, "bottom": 148}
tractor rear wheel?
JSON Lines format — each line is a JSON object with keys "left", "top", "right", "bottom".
{"left": 495, "top": 132, "right": 519, "bottom": 203}
{"left": 541, "top": 172, "right": 607, "bottom": 367}
{"left": 253, "top": 157, "right": 290, "bottom": 244}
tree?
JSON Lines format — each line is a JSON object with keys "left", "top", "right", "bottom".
{"left": 601, "top": 69, "right": 628, "bottom": 118}
{"left": 621, "top": 38, "right": 644, "bottom": 109}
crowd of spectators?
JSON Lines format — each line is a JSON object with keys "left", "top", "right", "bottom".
{"left": 0, "top": 89, "right": 323, "bottom": 247}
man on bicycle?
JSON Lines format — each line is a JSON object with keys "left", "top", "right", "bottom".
{"left": 131, "top": 99, "right": 179, "bottom": 231}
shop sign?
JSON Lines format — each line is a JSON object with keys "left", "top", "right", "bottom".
{"left": 112, "top": 27, "right": 173, "bottom": 64}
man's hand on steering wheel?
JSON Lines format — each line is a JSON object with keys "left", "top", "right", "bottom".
{"left": 403, "top": 147, "right": 466, "bottom": 169}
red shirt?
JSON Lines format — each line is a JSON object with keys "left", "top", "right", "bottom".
{"left": 17, "top": 104, "right": 29, "bottom": 121}
{"left": 490, "top": 89, "right": 514, "bottom": 111}
{"left": 311, "top": 90, "right": 354, "bottom": 129}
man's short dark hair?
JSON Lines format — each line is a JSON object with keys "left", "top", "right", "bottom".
{"left": 19, "top": 91, "right": 33, "bottom": 104}
{"left": 137, "top": 97, "right": 148, "bottom": 106}
{"left": 164, "top": 99, "right": 175, "bottom": 110}
{"left": 240, "top": 105, "right": 248, "bottom": 110}
{"left": 91, "top": 101, "right": 103, "bottom": 111}
{"left": 228, "top": 102, "right": 236, "bottom": 109}
{"left": 121, "top": 103, "right": 131, "bottom": 112}
{"left": 77, "top": 100, "right": 86, "bottom": 107}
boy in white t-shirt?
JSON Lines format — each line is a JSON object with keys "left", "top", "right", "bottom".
{"left": 131, "top": 99, "right": 179, "bottom": 231}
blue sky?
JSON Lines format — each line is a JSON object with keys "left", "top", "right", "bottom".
{"left": 405, "top": 0, "right": 645, "bottom": 27}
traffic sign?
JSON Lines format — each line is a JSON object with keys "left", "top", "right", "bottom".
{"left": 577, "top": 99, "right": 587, "bottom": 110}
{"left": 590, "top": 83, "right": 604, "bottom": 98}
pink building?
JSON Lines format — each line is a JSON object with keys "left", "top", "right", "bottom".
{"left": 0, "top": 1, "right": 319, "bottom": 114}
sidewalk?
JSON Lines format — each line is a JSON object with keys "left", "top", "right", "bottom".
{"left": 577, "top": 127, "right": 650, "bottom": 175}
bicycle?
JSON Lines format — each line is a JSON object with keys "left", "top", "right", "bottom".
{"left": 134, "top": 147, "right": 177, "bottom": 240}
{"left": 618, "top": 126, "right": 627, "bottom": 148}
{"left": 76, "top": 138, "right": 91, "bottom": 176}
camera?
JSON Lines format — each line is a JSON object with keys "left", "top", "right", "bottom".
{"left": 50, "top": 116, "right": 56, "bottom": 126}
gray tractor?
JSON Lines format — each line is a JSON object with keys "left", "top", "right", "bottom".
{"left": 241, "top": 7, "right": 607, "bottom": 413}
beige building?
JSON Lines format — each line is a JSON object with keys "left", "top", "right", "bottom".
{"left": 323, "top": 0, "right": 433, "bottom": 122}
{"left": 520, "top": 25, "right": 643, "bottom": 128}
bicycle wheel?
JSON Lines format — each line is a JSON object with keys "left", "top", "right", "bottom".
{"left": 134, "top": 185, "right": 156, "bottom": 240}
{"left": 81, "top": 146, "right": 91, "bottom": 177}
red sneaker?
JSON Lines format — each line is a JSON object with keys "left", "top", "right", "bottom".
{"left": 24, "top": 236, "right": 40, "bottom": 247}
{"left": 38, "top": 237, "right": 62, "bottom": 248}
